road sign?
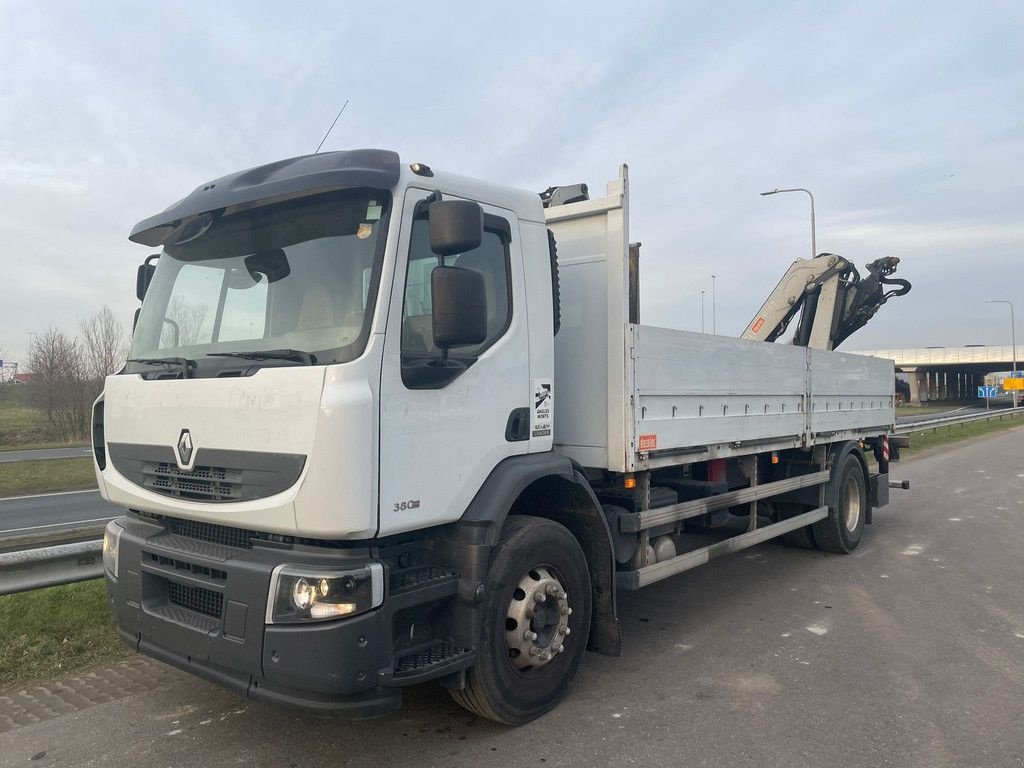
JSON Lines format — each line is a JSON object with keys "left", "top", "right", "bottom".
{"left": 1004, "top": 378, "right": 1024, "bottom": 391}
{"left": 978, "top": 386, "right": 999, "bottom": 398}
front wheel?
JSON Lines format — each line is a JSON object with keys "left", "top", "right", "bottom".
{"left": 449, "top": 515, "right": 592, "bottom": 724}
{"left": 813, "top": 452, "right": 868, "bottom": 553}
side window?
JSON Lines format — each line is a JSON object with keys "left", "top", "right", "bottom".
{"left": 401, "top": 215, "right": 512, "bottom": 384}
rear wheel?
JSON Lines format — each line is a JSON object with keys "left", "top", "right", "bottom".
{"left": 813, "top": 453, "right": 867, "bottom": 553}
{"left": 449, "top": 515, "right": 592, "bottom": 724}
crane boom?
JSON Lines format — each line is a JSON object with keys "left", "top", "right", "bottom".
{"left": 741, "top": 254, "right": 910, "bottom": 350}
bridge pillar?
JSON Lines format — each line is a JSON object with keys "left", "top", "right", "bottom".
{"left": 907, "top": 371, "right": 928, "bottom": 405}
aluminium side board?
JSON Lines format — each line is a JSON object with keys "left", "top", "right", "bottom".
{"left": 547, "top": 167, "right": 895, "bottom": 473}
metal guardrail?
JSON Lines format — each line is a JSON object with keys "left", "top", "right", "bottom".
{"left": 0, "top": 539, "right": 103, "bottom": 596}
{"left": 1, "top": 409, "right": 1021, "bottom": 597}
{"left": 893, "top": 407, "right": 1024, "bottom": 434}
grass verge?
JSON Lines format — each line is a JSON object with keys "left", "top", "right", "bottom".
{"left": 0, "top": 580, "right": 130, "bottom": 691}
{"left": 900, "top": 412, "right": 1024, "bottom": 456}
{"left": 0, "top": 457, "right": 97, "bottom": 497}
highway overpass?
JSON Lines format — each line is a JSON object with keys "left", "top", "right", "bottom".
{"left": 851, "top": 345, "right": 1019, "bottom": 404}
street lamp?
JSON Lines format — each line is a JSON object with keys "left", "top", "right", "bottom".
{"left": 761, "top": 187, "right": 816, "bottom": 260}
{"left": 986, "top": 299, "right": 1018, "bottom": 408}
{"left": 710, "top": 274, "right": 717, "bottom": 334}
{"left": 700, "top": 290, "right": 706, "bottom": 333}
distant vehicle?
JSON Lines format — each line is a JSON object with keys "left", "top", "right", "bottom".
{"left": 97, "top": 150, "right": 910, "bottom": 724}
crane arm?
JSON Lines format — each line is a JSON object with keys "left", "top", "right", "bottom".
{"left": 741, "top": 255, "right": 911, "bottom": 350}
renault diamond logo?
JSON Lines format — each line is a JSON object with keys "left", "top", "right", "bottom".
{"left": 176, "top": 429, "right": 194, "bottom": 466}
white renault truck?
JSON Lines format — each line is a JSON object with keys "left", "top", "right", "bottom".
{"left": 97, "top": 149, "right": 910, "bottom": 724}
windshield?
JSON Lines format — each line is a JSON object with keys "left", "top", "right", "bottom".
{"left": 128, "top": 188, "right": 390, "bottom": 372}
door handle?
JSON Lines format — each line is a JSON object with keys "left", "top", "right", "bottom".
{"left": 505, "top": 407, "right": 530, "bottom": 442}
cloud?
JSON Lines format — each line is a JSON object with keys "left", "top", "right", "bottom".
{"left": 1, "top": 0, "right": 1022, "bottom": 364}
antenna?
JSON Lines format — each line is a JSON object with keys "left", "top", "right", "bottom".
{"left": 314, "top": 100, "right": 349, "bottom": 154}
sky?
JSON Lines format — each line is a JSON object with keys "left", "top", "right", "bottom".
{"left": 1, "top": 0, "right": 1022, "bottom": 367}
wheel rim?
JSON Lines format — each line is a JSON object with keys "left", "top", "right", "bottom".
{"left": 843, "top": 475, "right": 862, "bottom": 532}
{"left": 505, "top": 566, "right": 572, "bottom": 671}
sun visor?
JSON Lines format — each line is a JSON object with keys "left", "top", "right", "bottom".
{"left": 129, "top": 148, "right": 401, "bottom": 246}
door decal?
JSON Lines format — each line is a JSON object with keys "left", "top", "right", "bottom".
{"left": 532, "top": 379, "right": 552, "bottom": 438}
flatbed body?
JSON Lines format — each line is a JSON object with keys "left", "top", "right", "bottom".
{"left": 548, "top": 167, "right": 894, "bottom": 473}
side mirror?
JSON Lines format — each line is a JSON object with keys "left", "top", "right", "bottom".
{"left": 136, "top": 255, "right": 158, "bottom": 301}
{"left": 431, "top": 266, "right": 487, "bottom": 349}
{"left": 429, "top": 201, "right": 483, "bottom": 256}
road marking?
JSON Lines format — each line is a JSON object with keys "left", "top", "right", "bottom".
{"left": 0, "top": 516, "right": 116, "bottom": 535}
{"left": 806, "top": 625, "right": 829, "bottom": 636}
{"left": 0, "top": 489, "right": 99, "bottom": 502}
{"left": 901, "top": 544, "right": 924, "bottom": 555}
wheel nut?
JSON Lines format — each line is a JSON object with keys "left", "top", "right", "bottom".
{"left": 560, "top": 606, "right": 572, "bottom": 616}
{"left": 524, "top": 631, "right": 538, "bottom": 642}
{"left": 557, "top": 644, "right": 565, "bottom": 654}
{"left": 534, "top": 591, "right": 545, "bottom": 603}
{"left": 563, "top": 627, "right": 571, "bottom": 636}
{"left": 546, "top": 584, "right": 558, "bottom": 596}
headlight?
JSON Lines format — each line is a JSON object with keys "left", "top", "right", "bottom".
{"left": 266, "top": 563, "right": 384, "bottom": 624}
{"left": 103, "top": 520, "right": 123, "bottom": 578}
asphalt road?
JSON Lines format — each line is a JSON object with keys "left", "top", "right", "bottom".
{"left": 0, "top": 490, "right": 117, "bottom": 536}
{"left": 0, "top": 447, "right": 91, "bottom": 463}
{"left": 2, "top": 426, "right": 1022, "bottom": 767}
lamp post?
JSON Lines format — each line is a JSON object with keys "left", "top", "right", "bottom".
{"left": 700, "top": 290, "right": 705, "bottom": 333}
{"left": 710, "top": 274, "right": 717, "bottom": 334}
{"left": 760, "top": 187, "right": 816, "bottom": 259}
{"left": 986, "top": 299, "right": 1018, "bottom": 408}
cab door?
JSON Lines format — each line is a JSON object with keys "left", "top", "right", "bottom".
{"left": 377, "top": 189, "right": 531, "bottom": 537}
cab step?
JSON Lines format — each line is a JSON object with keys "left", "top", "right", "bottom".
{"left": 382, "top": 639, "right": 475, "bottom": 686}
{"left": 388, "top": 566, "right": 459, "bottom": 610}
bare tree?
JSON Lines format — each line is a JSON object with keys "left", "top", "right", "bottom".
{"left": 80, "top": 305, "right": 129, "bottom": 382}
{"left": 161, "top": 295, "right": 210, "bottom": 349}
{"left": 27, "top": 328, "right": 93, "bottom": 442}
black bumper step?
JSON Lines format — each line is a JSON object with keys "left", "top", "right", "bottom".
{"left": 383, "top": 639, "right": 474, "bottom": 686}
{"left": 390, "top": 566, "right": 457, "bottom": 593}
{"left": 387, "top": 566, "right": 460, "bottom": 611}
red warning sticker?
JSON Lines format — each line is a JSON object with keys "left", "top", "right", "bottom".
{"left": 751, "top": 317, "right": 765, "bottom": 333}
{"left": 638, "top": 434, "right": 658, "bottom": 452}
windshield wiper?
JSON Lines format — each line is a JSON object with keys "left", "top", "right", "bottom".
{"left": 127, "top": 357, "right": 196, "bottom": 378}
{"left": 207, "top": 349, "right": 317, "bottom": 366}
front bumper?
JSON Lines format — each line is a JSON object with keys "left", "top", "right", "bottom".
{"left": 105, "top": 513, "right": 468, "bottom": 717}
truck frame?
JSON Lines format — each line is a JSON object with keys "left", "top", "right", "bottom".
{"left": 97, "top": 149, "right": 905, "bottom": 724}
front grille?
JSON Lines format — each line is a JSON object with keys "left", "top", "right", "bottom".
{"left": 167, "top": 581, "right": 223, "bottom": 619}
{"left": 165, "top": 517, "right": 257, "bottom": 550}
{"left": 142, "top": 461, "right": 243, "bottom": 501}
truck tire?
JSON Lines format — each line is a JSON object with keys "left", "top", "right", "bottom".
{"left": 776, "top": 503, "right": 818, "bottom": 549}
{"left": 812, "top": 453, "right": 867, "bottom": 554}
{"left": 449, "top": 515, "right": 592, "bottom": 724}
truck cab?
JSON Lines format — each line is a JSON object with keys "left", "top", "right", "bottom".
{"left": 100, "top": 149, "right": 580, "bottom": 721}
